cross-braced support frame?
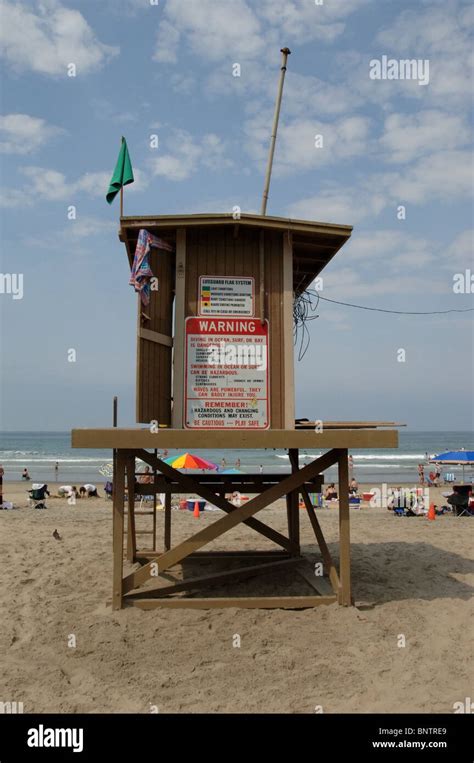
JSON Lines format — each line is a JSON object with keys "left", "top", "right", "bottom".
{"left": 111, "top": 447, "right": 351, "bottom": 610}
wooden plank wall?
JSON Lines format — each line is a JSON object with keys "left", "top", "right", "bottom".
{"left": 182, "top": 226, "right": 290, "bottom": 429}
{"left": 136, "top": 249, "right": 174, "bottom": 425}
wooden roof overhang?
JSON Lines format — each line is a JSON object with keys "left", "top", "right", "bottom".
{"left": 118, "top": 213, "right": 352, "bottom": 297}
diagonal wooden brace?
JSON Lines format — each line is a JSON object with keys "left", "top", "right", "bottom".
{"left": 130, "top": 449, "right": 340, "bottom": 583}
{"left": 135, "top": 449, "right": 297, "bottom": 552}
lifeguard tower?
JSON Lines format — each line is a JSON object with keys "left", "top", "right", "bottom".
{"left": 72, "top": 50, "right": 398, "bottom": 610}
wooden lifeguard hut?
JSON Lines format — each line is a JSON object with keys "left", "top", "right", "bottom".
{"left": 72, "top": 50, "right": 398, "bottom": 610}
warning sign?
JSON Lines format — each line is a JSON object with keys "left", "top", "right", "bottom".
{"left": 199, "top": 276, "right": 254, "bottom": 316}
{"left": 184, "top": 317, "right": 269, "bottom": 429}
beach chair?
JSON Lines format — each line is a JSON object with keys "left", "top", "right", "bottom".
{"left": 443, "top": 473, "right": 455, "bottom": 484}
{"left": 447, "top": 493, "right": 470, "bottom": 516}
{"left": 28, "top": 484, "right": 49, "bottom": 509}
{"left": 349, "top": 495, "right": 361, "bottom": 509}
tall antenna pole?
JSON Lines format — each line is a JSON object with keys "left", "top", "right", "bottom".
{"left": 260, "top": 47, "right": 291, "bottom": 216}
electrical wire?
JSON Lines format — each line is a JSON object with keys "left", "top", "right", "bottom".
{"left": 313, "top": 293, "right": 474, "bottom": 315}
{"left": 293, "top": 288, "right": 473, "bottom": 361}
{"left": 293, "top": 290, "right": 320, "bottom": 360}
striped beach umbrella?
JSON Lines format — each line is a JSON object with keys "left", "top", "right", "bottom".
{"left": 164, "top": 453, "right": 218, "bottom": 470}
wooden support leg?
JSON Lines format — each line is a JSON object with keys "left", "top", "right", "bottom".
{"left": 289, "top": 448, "right": 300, "bottom": 556}
{"left": 164, "top": 479, "right": 171, "bottom": 551}
{"left": 112, "top": 451, "right": 126, "bottom": 611}
{"left": 152, "top": 451, "right": 157, "bottom": 551}
{"left": 338, "top": 448, "right": 352, "bottom": 606}
{"left": 288, "top": 448, "right": 300, "bottom": 555}
{"left": 126, "top": 455, "right": 136, "bottom": 562}
{"left": 288, "top": 450, "right": 340, "bottom": 594}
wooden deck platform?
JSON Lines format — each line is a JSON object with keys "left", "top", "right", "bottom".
{"left": 72, "top": 427, "right": 398, "bottom": 450}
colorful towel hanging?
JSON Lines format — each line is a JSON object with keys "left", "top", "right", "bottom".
{"left": 129, "top": 229, "right": 173, "bottom": 305}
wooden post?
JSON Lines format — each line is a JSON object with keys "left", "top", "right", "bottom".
{"left": 338, "top": 448, "right": 352, "bottom": 606}
{"left": 126, "top": 454, "right": 136, "bottom": 562}
{"left": 152, "top": 449, "right": 157, "bottom": 551}
{"left": 282, "top": 232, "right": 295, "bottom": 429}
{"left": 259, "top": 230, "right": 265, "bottom": 326}
{"left": 172, "top": 228, "right": 186, "bottom": 428}
{"left": 112, "top": 396, "right": 117, "bottom": 497}
{"left": 288, "top": 448, "right": 300, "bottom": 555}
{"left": 164, "top": 479, "right": 171, "bottom": 551}
{"left": 112, "top": 451, "right": 126, "bottom": 610}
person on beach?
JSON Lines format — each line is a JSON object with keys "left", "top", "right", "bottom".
{"left": 22, "top": 468, "right": 31, "bottom": 480}
{"left": 80, "top": 484, "right": 99, "bottom": 498}
{"left": 349, "top": 455, "right": 354, "bottom": 477}
{"left": 259, "top": 464, "right": 263, "bottom": 474}
{"left": 235, "top": 458, "right": 241, "bottom": 469}
{"left": 221, "top": 458, "right": 227, "bottom": 470}
{"left": 349, "top": 478, "right": 358, "bottom": 495}
{"left": 418, "top": 464, "right": 425, "bottom": 485}
{"left": 54, "top": 462, "right": 59, "bottom": 480}
{"left": 324, "top": 483, "right": 338, "bottom": 500}
{"left": 139, "top": 466, "right": 153, "bottom": 484}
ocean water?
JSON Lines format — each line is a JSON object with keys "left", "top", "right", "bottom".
{"left": 0, "top": 431, "right": 473, "bottom": 486}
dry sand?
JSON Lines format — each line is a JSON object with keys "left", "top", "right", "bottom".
{"left": 0, "top": 481, "right": 472, "bottom": 713}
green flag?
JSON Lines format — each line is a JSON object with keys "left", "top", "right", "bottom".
{"left": 106, "top": 137, "right": 134, "bottom": 204}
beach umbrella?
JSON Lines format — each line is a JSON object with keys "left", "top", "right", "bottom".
{"left": 429, "top": 450, "right": 474, "bottom": 483}
{"left": 163, "top": 453, "right": 218, "bottom": 470}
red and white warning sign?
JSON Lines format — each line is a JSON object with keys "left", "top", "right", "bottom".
{"left": 184, "top": 317, "right": 269, "bottom": 429}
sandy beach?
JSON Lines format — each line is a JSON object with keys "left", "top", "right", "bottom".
{"left": 0, "top": 481, "right": 472, "bottom": 714}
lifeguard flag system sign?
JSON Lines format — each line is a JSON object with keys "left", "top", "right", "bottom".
{"left": 184, "top": 316, "right": 270, "bottom": 430}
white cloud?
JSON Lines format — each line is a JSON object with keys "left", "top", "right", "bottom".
{"left": 322, "top": 266, "right": 446, "bottom": 301}
{"left": 0, "top": 188, "right": 33, "bottom": 209}
{"left": 375, "top": 2, "right": 473, "bottom": 106}
{"left": 344, "top": 231, "right": 436, "bottom": 271}
{"left": 379, "top": 111, "right": 471, "bottom": 164}
{"left": 0, "top": 0, "right": 118, "bottom": 76}
{"left": 288, "top": 146, "right": 473, "bottom": 225}
{"left": 445, "top": 230, "right": 474, "bottom": 270}
{"left": 153, "top": 20, "right": 181, "bottom": 64}
{"left": 0, "top": 113, "right": 64, "bottom": 154}
{"left": 244, "top": 114, "right": 372, "bottom": 175}
{"left": 153, "top": 0, "right": 263, "bottom": 63}
{"left": 21, "top": 216, "right": 117, "bottom": 251}
{"left": 381, "top": 150, "right": 473, "bottom": 204}
{"left": 151, "top": 129, "right": 232, "bottom": 181}
{"left": 287, "top": 188, "right": 385, "bottom": 226}
{"left": 1, "top": 166, "right": 148, "bottom": 206}
{"left": 153, "top": 0, "right": 371, "bottom": 64}
{"left": 68, "top": 216, "right": 116, "bottom": 239}
{"left": 256, "top": 0, "right": 371, "bottom": 45}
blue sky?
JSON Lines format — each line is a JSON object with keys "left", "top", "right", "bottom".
{"left": 0, "top": 0, "right": 473, "bottom": 431}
